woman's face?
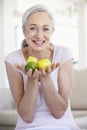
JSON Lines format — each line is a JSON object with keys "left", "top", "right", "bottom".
{"left": 23, "top": 12, "right": 54, "bottom": 51}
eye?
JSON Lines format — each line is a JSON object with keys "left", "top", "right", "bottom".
{"left": 29, "top": 27, "right": 36, "bottom": 30}
{"left": 43, "top": 28, "right": 49, "bottom": 31}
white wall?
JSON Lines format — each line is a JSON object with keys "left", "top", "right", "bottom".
{"left": 85, "top": 3, "right": 87, "bottom": 67}
{"left": 0, "top": 0, "right": 5, "bottom": 87}
{"left": 3, "top": 0, "right": 18, "bottom": 55}
{"left": 0, "top": 0, "right": 87, "bottom": 88}
{"left": 77, "top": 3, "right": 87, "bottom": 68}
{"left": 0, "top": 0, "right": 18, "bottom": 87}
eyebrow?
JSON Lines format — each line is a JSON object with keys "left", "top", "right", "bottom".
{"left": 29, "top": 24, "right": 37, "bottom": 26}
{"left": 29, "top": 24, "right": 49, "bottom": 27}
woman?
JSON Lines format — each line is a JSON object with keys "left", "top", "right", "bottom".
{"left": 5, "top": 4, "right": 80, "bottom": 130}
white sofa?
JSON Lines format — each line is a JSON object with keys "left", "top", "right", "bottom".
{"left": 0, "top": 88, "right": 18, "bottom": 130}
{"left": 0, "top": 69, "right": 87, "bottom": 130}
{"left": 70, "top": 69, "right": 87, "bottom": 129}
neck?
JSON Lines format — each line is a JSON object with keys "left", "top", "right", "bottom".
{"left": 28, "top": 45, "right": 54, "bottom": 60}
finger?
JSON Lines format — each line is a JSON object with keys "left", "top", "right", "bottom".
{"left": 56, "top": 63, "right": 60, "bottom": 67}
{"left": 15, "top": 64, "right": 21, "bottom": 69}
{"left": 33, "top": 69, "right": 40, "bottom": 78}
{"left": 46, "top": 65, "right": 51, "bottom": 73}
{"left": 51, "top": 63, "right": 56, "bottom": 71}
{"left": 15, "top": 64, "right": 25, "bottom": 72}
{"left": 40, "top": 68, "right": 46, "bottom": 76}
{"left": 27, "top": 69, "right": 33, "bottom": 77}
{"left": 51, "top": 63, "right": 60, "bottom": 71}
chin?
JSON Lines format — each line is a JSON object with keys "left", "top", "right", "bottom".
{"left": 33, "top": 46, "right": 45, "bottom": 51}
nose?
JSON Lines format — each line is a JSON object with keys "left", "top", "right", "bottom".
{"left": 35, "top": 29, "right": 43, "bottom": 38}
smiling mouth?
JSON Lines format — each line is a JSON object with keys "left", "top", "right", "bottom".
{"left": 32, "top": 40, "right": 45, "bottom": 45}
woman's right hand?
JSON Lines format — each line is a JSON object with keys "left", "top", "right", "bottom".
{"left": 15, "top": 64, "right": 40, "bottom": 80}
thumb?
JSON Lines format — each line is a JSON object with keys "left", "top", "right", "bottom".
{"left": 15, "top": 64, "right": 21, "bottom": 70}
{"left": 56, "top": 62, "right": 60, "bottom": 68}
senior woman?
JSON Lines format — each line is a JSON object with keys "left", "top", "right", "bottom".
{"left": 5, "top": 4, "right": 80, "bottom": 130}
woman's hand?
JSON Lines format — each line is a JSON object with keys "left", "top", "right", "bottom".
{"left": 39, "top": 62, "right": 60, "bottom": 77}
{"left": 15, "top": 64, "right": 40, "bottom": 80}
{"left": 15, "top": 62, "right": 60, "bottom": 80}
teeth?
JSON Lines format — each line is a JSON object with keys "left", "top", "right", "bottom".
{"left": 33, "top": 40, "right": 43, "bottom": 44}
{"left": 36, "top": 42, "right": 43, "bottom": 44}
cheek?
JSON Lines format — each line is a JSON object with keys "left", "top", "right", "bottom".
{"left": 44, "top": 32, "right": 50, "bottom": 36}
{"left": 46, "top": 34, "right": 53, "bottom": 40}
{"left": 25, "top": 30, "right": 36, "bottom": 38}
{"left": 25, "top": 33, "right": 33, "bottom": 40}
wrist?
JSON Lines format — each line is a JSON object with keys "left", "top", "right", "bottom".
{"left": 40, "top": 75, "right": 51, "bottom": 85}
{"left": 27, "top": 78, "right": 39, "bottom": 88}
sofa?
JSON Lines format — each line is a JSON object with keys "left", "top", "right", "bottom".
{"left": 0, "top": 69, "right": 87, "bottom": 130}
{"left": 70, "top": 69, "right": 87, "bottom": 129}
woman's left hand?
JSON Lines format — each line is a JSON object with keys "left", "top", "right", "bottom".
{"left": 39, "top": 62, "right": 60, "bottom": 77}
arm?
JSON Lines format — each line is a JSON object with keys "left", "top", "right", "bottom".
{"left": 40, "top": 59, "right": 73, "bottom": 118}
{"left": 5, "top": 62, "right": 39, "bottom": 123}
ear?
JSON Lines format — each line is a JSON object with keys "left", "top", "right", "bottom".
{"left": 22, "top": 27, "right": 26, "bottom": 37}
{"left": 51, "top": 27, "right": 55, "bottom": 35}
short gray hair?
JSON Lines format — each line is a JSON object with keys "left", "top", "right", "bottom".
{"left": 22, "top": 4, "right": 55, "bottom": 28}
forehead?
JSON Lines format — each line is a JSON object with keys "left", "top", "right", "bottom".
{"left": 27, "top": 12, "right": 52, "bottom": 26}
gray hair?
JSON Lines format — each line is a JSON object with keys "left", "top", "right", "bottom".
{"left": 22, "top": 4, "right": 55, "bottom": 28}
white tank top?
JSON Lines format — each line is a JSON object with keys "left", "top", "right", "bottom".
{"left": 5, "top": 46, "right": 80, "bottom": 130}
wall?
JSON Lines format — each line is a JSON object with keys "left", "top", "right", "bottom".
{"left": 0, "top": 0, "right": 6, "bottom": 87}
{"left": 0, "top": 0, "right": 18, "bottom": 87}
{"left": 77, "top": 3, "right": 87, "bottom": 68}
{"left": 0, "top": 0, "right": 87, "bottom": 88}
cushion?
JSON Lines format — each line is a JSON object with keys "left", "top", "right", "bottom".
{"left": 72, "top": 110, "right": 87, "bottom": 118}
{"left": 75, "top": 116, "right": 87, "bottom": 129}
{"left": 70, "top": 69, "right": 87, "bottom": 110}
{"left": 0, "top": 109, "right": 18, "bottom": 125}
{"left": 0, "top": 88, "right": 16, "bottom": 109}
